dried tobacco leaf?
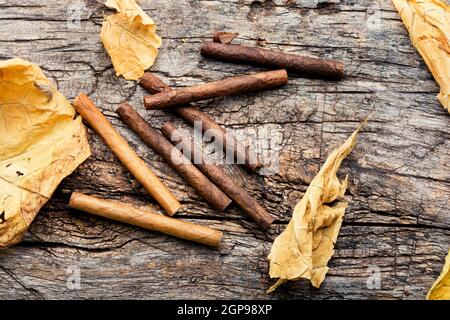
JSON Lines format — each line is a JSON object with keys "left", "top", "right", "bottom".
{"left": 213, "top": 31, "right": 239, "bottom": 44}
{"left": 392, "top": 0, "right": 450, "bottom": 112}
{"left": 427, "top": 250, "right": 450, "bottom": 300}
{"left": 267, "top": 122, "right": 365, "bottom": 292}
{"left": 0, "top": 58, "right": 91, "bottom": 248}
{"left": 101, "top": 0, "right": 162, "bottom": 81}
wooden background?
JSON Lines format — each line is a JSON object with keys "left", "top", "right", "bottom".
{"left": 0, "top": 0, "right": 449, "bottom": 299}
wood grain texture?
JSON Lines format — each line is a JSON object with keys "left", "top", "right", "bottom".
{"left": 0, "top": 0, "right": 449, "bottom": 299}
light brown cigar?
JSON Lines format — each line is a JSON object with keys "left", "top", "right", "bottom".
{"left": 116, "top": 102, "right": 232, "bottom": 212}
{"left": 161, "top": 122, "right": 275, "bottom": 230}
{"left": 73, "top": 93, "right": 181, "bottom": 216}
{"left": 139, "top": 72, "right": 261, "bottom": 173}
{"left": 143, "top": 69, "right": 288, "bottom": 110}
{"left": 69, "top": 193, "right": 222, "bottom": 248}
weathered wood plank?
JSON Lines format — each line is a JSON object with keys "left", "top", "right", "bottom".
{"left": 0, "top": 0, "right": 449, "bottom": 299}
{"left": 0, "top": 212, "right": 449, "bottom": 299}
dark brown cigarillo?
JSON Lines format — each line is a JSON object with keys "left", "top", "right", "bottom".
{"left": 161, "top": 122, "right": 275, "bottom": 230}
{"left": 116, "top": 102, "right": 232, "bottom": 212}
{"left": 143, "top": 69, "right": 288, "bottom": 110}
{"left": 201, "top": 41, "right": 345, "bottom": 80}
{"left": 69, "top": 192, "right": 223, "bottom": 248}
{"left": 139, "top": 72, "right": 261, "bottom": 173}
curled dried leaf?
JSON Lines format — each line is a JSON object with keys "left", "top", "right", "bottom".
{"left": 267, "top": 121, "right": 366, "bottom": 292}
{"left": 427, "top": 250, "right": 450, "bottom": 300}
{"left": 101, "top": 0, "right": 162, "bottom": 80}
{"left": 0, "top": 58, "right": 91, "bottom": 248}
{"left": 392, "top": 0, "right": 450, "bottom": 112}
{"left": 213, "top": 31, "right": 239, "bottom": 44}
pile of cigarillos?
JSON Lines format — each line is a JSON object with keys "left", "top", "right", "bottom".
{"left": 70, "top": 33, "right": 345, "bottom": 249}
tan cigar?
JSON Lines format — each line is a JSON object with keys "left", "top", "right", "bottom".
{"left": 73, "top": 93, "right": 181, "bottom": 216}
{"left": 69, "top": 192, "right": 222, "bottom": 248}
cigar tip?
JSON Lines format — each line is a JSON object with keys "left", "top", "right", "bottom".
{"left": 143, "top": 95, "right": 155, "bottom": 103}
{"left": 261, "top": 216, "right": 275, "bottom": 230}
{"left": 116, "top": 101, "right": 131, "bottom": 114}
{"left": 73, "top": 93, "right": 93, "bottom": 111}
{"left": 215, "top": 198, "right": 233, "bottom": 213}
{"left": 138, "top": 73, "right": 147, "bottom": 83}
{"left": 76, "top": 92, "right": 88, "bottom": 99}
{"left": 73, "top": 93, "right": 85, "bottom": 106}
{"left": 143, "top": 96, "right": 149, "bottom": 109}
{"left": 200, "top": 41, "right": 212, "bottom": 55}
{"left": 162, "top": 121, "right": 176, "bottom": 131}
{"left": 160, "top": 122, "right": 175, "bottom": 139}
{"left": 166, "top": 202, "right": 182, "bottom": 216}
{"left": 244, "top": 161, "right": 262, "bottom": 173}
{"left": 68, "top": 191, "right": 81, "bottom": 207}
{"left": 138, "top": 72, "right": 154, "bottom": 85}
{"left": 215, "top": 231, "right": 224, "bottom": 249}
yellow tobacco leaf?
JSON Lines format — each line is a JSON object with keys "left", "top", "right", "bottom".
{"left": 267, "top": 122, "right": 366, "bottom": 292}
{"left": 101, "top": 0, "right": 162, "bottom": 81}
{"left": 427, "top": 249, "right": 450, "bottom": 300}
{"left": 0, "top": 58, "right": 91, "bottom": 248}
{"left": 392, "top": 0, "right": 450, "bottom": 113}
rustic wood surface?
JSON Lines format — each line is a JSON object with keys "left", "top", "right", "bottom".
{"left": 1, "top": 0, "right": 449, "bottom": 299}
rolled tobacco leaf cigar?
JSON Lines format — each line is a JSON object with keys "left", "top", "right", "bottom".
{"left": 73, "top": 93, "right": 181, "bottom": 216}
{"left": 143, "top": 69, "right": 288, "bottom": 110}
{"left": 69, "top": 192, "right": 222, "bottom": 248}
{"left": 116, "top": 102, "right": 232, "bottom": 212}
{"left": 161, "top": 122, "right": 275, "bottom": 230}
{"left": 139, "top": 72, "right": 261, "bottom": 173}
{"left": 201, "top": 41, "right": 345, "bottom": 80}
